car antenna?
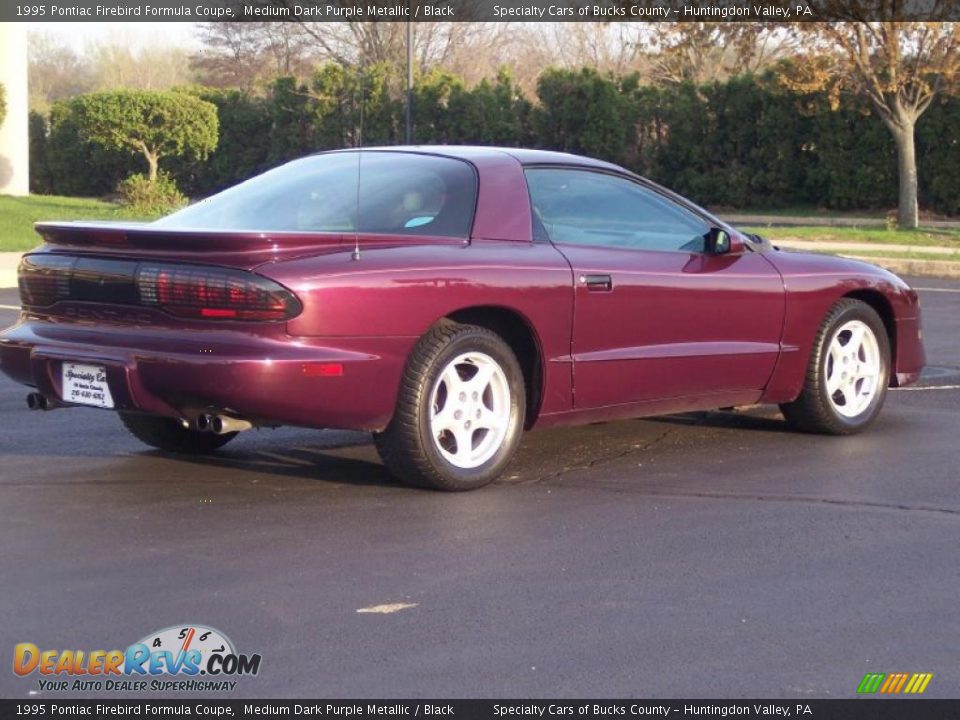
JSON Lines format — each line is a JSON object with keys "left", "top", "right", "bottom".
{"left": 351, "top": 71, "right": 364, "bottom": 262}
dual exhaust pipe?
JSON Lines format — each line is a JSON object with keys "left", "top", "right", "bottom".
{"left": 26, "top": 393, "right": 251, "bottom": 436}
{"left": 194, "top": 413, "right": 253, "bottom": 435}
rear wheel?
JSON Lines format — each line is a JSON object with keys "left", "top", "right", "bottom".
{"left": 780, "top": 299, "right": 891, "bottom": 435}
{"left": 374, "top": 322, "right": 525, "bottom": 491}
{"left": 119, "top": 412, "right": 237, "bottom": 454}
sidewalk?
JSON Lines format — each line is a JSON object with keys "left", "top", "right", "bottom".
{"left": 1, "top": 240, "right": 958, "bottom": 291}
{"left": 772, "top": 239, "right": 960, "bottom": 279}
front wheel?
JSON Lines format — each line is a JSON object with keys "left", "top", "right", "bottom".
{"left": 374, "top": 322, "right": 526, "bottom": 491}
{"left": 780, "top": 299, "right": 891, "bottom": 435}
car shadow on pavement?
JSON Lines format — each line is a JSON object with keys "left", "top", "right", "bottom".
{"left": 139, "top": 411, "right": 793, "bottom": 490}
{"left": 148, "top": 439, "right": 406, "bottom": 489}
{"left": 650, "top": 408, "right": 793, "bottom": 434}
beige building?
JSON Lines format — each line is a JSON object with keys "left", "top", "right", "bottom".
{"left": 0, "top": 23, "right": 29, "bottom": 196}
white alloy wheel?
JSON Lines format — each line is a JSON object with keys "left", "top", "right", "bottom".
{"left": 824, "top": 319, "right": 882, "bottom": 418}
{"left": 429, "top": 352, "right": 511, "bottom": 469}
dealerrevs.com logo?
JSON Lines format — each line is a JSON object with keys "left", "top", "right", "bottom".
{"left": 13, "top": 624, "right": 261, "bottom": 692}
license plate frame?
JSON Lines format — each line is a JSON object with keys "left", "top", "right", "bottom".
{"left": 61, "top": 362, "right": 115, "bottom": 409}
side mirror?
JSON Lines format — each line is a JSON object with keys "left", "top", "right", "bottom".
{"left": 705, "top": 227, "right": 743, "bottom": 255}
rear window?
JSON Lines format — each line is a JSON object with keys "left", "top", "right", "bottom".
{"left": 156, "top": 152, "right": 478, "bottom": 238}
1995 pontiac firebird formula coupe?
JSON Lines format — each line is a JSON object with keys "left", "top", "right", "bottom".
{"left": 0, "top": 147, "right": 926, "bottom": 490}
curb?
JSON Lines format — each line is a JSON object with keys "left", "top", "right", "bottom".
{"left": 722, "top": 213, "right": 960, "bottom": 231}
{"left": 772, "top": 240, "right": 960, "bottom": 278}
{"left": 840, "top": 255, "right": 960, "bottom": 280}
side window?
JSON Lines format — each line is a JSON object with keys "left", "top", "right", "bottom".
{"left": 525, "top": 168, "right": 710, "bottom": 253}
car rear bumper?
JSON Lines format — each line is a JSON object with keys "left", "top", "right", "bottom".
{"left": 0, "top": 317, "right": 414, "bottom": 432}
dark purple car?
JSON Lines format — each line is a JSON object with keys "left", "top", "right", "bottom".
{"left": 0, "top": 147, "right": 926, "bottom": 490}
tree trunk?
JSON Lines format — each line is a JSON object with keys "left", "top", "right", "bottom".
{"left": 892, "top": 122, "right": 919, "bottom": 230}
{"left": 142, "top": 148, "right": 159, "bottom": 185}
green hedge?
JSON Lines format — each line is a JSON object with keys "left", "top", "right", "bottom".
{"left": 28, "top": 65, "right": 960, "bottom": 215}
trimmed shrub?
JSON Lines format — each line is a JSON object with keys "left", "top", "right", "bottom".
{"left": 70, "top": 89, "right": 218, "bottom": 184}
{"left": 116, "top": 172, "right": 186, "bottom": 215}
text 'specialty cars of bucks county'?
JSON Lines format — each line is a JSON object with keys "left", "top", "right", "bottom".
{"left": 0, "top": 147, "right": 926, "bottom": 491}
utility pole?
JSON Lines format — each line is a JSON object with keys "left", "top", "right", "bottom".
{"left": 0, "top": 23, "right": 29, "bottom": 196}
{"left": 405, "top": 19, "right": 414, "bottom": 145}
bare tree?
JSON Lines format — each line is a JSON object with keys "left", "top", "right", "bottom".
{"left": 192, "top": 22, "right": 317, "bottom": 90}
{"left": 540, "top": 23, "right": 648, "bottom": 75}
{"left": 85, "top": 38, "right": 194, "bottom": 93}
{"left": 641, "top": 23, "right": 795, "bottom": 85}
{"left": 289, "top": 21, "right": 501, "bottom": 73}
{"left": 30, "top": 31, "right": 194, "bottom": 112}
{"left": 27, "top": 32, "right": 95, "bottom": 113}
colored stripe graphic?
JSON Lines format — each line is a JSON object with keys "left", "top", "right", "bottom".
{"left": 905, "top": 674, "right": 933, "bottom": 694}
{"left": 857, "top": 673, "right": 886, "bottom": 693}
{"left": 880, "top": 673, "right": 907, "bottom": 694}
{"left": 858, "top": 672, "right": 933, "bottom": 694}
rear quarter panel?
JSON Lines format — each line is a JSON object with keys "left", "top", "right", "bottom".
{"left": 256, "top": 239, "right": 575, "bottom": 421}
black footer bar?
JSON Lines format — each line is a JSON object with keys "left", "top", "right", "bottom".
{"left": 4, "top": 699, "right": 960, "bottom": 720}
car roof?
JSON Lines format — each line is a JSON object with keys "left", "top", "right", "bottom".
{"left": 316, "top": 145, "right": 732, "bottom": 235}
{"left": 324, "top": 145, "right": 626, "bottom": 173}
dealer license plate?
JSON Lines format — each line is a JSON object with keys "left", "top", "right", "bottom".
{"left": 61, "top": 362, "right": 115, "bottom": 409}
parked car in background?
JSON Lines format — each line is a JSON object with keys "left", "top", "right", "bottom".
{"left": 0, "top": 147, "right": 925, "bottom": 490}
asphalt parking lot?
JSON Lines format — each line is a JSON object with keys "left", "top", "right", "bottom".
{"left": 1, "top": 279, "right": 958, "bottom": 700}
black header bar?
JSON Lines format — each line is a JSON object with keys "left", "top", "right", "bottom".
{"left": 5, "top": 0, "right": 959, "bottom": 22}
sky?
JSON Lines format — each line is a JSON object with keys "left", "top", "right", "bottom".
{"left": 28, "top": 22, "right": 201, "bottom": 50}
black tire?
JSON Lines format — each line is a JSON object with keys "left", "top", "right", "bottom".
{"left": 119, "top": 412, "right": 237, "bottom": 454}
{"left": 780, "top": 299, "right": 891, "bottom": 435}
{"left": 374, "top": 321, "right": 526, "bottom": 491}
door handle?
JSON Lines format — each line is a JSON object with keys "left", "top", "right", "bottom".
{"left": 580, "top": 274, "right": 613, "bottom": 292}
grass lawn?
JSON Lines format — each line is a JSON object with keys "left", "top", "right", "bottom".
{"left": 0, "top": 195, "right": 156, "bottom": 252}
{"left": 740, "top": 225, "right": 960, "bottom": 249}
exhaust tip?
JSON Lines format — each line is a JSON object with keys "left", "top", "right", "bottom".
{"left": 211, "top": 415, "right": 253, "bottom": 435}
{"left": 194, "top": 414, "right": 212, "bottom": 432}
{"left": 26, "top": 393, "right": 48, "bottom": 411}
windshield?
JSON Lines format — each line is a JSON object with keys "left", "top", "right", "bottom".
{"left": 156, "top": 151, "right": 478, "bottom": 238}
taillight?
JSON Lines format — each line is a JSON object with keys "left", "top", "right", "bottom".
{"left": 17, "top": 255, "right": 300, "bottom": 323}
{"left": 18, "top": 255, "right": 75, "bottom": 306}
{"left": 137, "top": 264, "right": 301, "bottom": 321}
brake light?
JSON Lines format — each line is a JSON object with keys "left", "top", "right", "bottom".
{"left": 137, "top": 264, "right": 301, "bottom": 321}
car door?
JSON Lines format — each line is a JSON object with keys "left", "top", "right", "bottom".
{"left": 526, "top": 167, "right": 785, "bottom": 410}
